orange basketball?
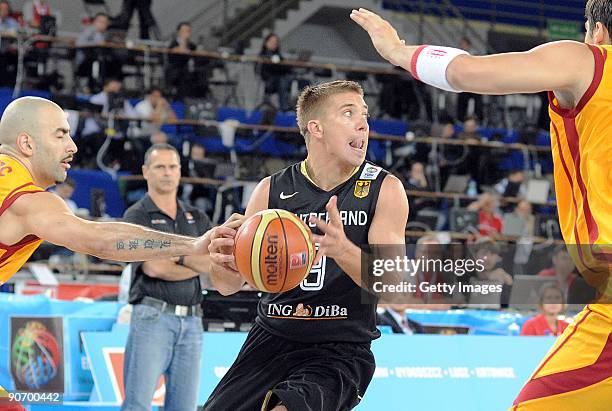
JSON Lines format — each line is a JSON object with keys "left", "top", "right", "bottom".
{"left": 233, "top": 209, "right": 316, "bottom": 293}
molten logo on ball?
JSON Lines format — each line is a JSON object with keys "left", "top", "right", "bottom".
{"left": 264, "top": 234, "right": 279, "bottom": 286}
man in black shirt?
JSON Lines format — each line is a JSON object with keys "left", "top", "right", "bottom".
{"left": 121, "top": 143, "right": 242, "bottom": 411}
{"left": 166, "top": 21, "right": 200, "bottom": 97}
{"left": 204, "top": 81, "right": 409, "bottom": 410}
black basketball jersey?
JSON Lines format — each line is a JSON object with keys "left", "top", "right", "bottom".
{"left": 256, "top": 160, "right": 388, "bottom": 343}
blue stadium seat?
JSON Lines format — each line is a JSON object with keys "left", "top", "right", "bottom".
{"left": 19, "top": 89, "right": 51, "bottom": 99}
{"left": 171, "top": 101, "right": 185, "bottom": 119}
{"left": 369, "top": 118, "right": 408, "bottom": 136}
{"left": 68, "top": 169, "right": 126, "bottom": 218}
{"left": 217, "top": 107, "right": 262, "bottom": 125}
{"left": 536, "top": 131, "right": 551, "bottom": 146}
{"left": 367, "top": 140, "right": 386, "bottom": 163}
{"left": 478, "top": 127, "right": 507, "bottom": 140}
{"left": 274, "top": 111, "right": 297, "bottom": 127}
{"left": 383, "top": 0, "right": 583, "bottom": 29}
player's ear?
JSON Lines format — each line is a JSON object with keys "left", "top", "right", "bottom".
{"left": 594, "top": 21, "right": 608, "bottom": 44}
{"left": 16, "top": 133, "right": 34, "bottom": 156}
{"left": 306, "top": 120, "right": 322, "bottom": 139}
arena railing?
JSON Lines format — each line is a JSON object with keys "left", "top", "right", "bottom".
{"left": 102, "top": 113, "right": 552, "bottom": 153}
{"left": 1, "top": 31, "right": 406, "bottom": 98}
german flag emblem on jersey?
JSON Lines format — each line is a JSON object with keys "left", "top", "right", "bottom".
{"left": 354, "top": 180, "right": 371, "bottom": 198}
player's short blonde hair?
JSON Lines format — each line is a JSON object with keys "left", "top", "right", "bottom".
{"left": 296, "top": 80, "right": 364, "bottom": 142}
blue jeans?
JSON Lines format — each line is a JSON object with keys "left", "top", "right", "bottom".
{"left": 122, "top": 303, "right": 203, "bottom": 411}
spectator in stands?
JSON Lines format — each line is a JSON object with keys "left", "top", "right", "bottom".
{"left": 458, "top": 117, "right": 482, "bottom": 143}
{"left": 82, "top": 78, "right": 132, "bottom": 137}
{"left": 134, "top": 86, "right": 177, "bottom": 137}
{"left": 22, "top": 0, "right": 57, "bottom": 87}
{"left": 22, "top": 0, "right": 53, "bottom": 32}
{"left": 467, "top": 192, "right": 503, "bottom": 237}
{"left": 456, "top": 37, "right": 482, "bottom": 121}
{"left": 166, "top": 21, "right": 197, "bottom": 97}
{"left": 89, "top": 77, "right": 133, "bottom": 114}
{"left": 457, "top": 117, "right": 485, "bottom": 184}
{"left": 0, "top": 1, "right": 18, "bottom": 33}
{"left": 537, "top": 245, "right": 577, "bottom": 300}
{"left": 405, "top": 161, "right": 436, "bottom": 215}
{"left": 511, "top": 199, "right": 535, "bottom": 236}
{"left": 78, "top": 78, "right": 135, "bottom": 167}
{"left": 111, "top": 0, "right": 157, "bottom": 40}
{"left": 122, "top": 143, "right": 211, "bottom": 411}
{"left": 407, "top": 161, "right": 429, "bottom": 189}
{"left": 0, "top": 1, "right": 19, "bottom": 87}
{"left": 436, "top": 119, "right": 468, "bottom": 189}
{"left": 376, "top": 304, "right": 423, "bottom": 334}
{"left": 182, "top": 143, "right": 217, "bottom": 214}
{"left": 76, "top": 12, "right": 108, "bottom": 49}
{"left": 257, "top": 33, "right": 292, "bottom": 111}
{"left": 75, "top": 13, "right": 122, "bottom": 92}
{"left": 150, "top": 130, "right": 168, "bottom": 145}
{"left": 520, "top": 284, "right": 568, "bottom": 337}
{"left": 411, "top": 235, "right": 454, "bottom": 308}
{"left": 495, "top": 169, "right": 527, "bottom": 211}
{"left": 472, "top": 238, "right": 513, "bottom": 286}
{"left": 52, "top": 177, "right": 78, "bottom": 214}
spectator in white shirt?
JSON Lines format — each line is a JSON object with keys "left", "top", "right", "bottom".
{"left": 53, "top": 177, "right": 79, "bottom": 214}
{"left": 76, "top": 13, "right": 113, "bottom": 91}
{"left": 134, "top": 87, "right": 176, "bottom": 137}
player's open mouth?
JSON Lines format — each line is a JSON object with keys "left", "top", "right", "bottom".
{"left": 61, "top": 158, "right": 72, "bottom": 170}
{"left": 349, "top": 139, "right": 365, "bottom": 152}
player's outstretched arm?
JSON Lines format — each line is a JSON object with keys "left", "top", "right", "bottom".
{"left": 207, "top": 213, "right": 247, "bottom": 295}
{"left": 208, "top": 178, "right": 272, "bottom": 295}
{"left": 12, "top": 191, "right": 211, "bottom": 261}
{"left": 351, "top": 8, "right": 589, "bottom": 95}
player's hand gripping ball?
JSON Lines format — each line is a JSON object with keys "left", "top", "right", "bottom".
{"left": 233, "top": 209, "right": 316, "bottom": 293}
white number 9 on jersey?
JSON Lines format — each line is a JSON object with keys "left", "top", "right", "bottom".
{"left": 300, "top": 243, "right": 326, "bottom": 291}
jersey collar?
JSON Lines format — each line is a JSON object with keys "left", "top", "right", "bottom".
{"left": 299, "top": 160, "right": 360, "bottom": 191}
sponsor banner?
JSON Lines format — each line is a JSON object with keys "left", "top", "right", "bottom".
{"left": 81, "top": 328, "right": 552, "bottom": 410}
{"left": 0, "top": 294, "right": 122, "bottom": 395}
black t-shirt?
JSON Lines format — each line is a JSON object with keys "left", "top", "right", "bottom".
{"left": 123, "top": 194, "right": 210, "bottom": 305}
{"left": 167, "top": 38, "right": 196, "bottom": 66}
{"left": 256, "top": 161, "right": 388, "bottom": 343}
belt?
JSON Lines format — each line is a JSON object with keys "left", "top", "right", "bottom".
{"left": 140, "top": 296, "right": 202, "bottom": 317}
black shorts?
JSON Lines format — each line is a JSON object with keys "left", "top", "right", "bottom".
{"left": 202, "top": 324, "right": 376, "bottom": 411}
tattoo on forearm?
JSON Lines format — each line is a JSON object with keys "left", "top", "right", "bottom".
{"left": 116, "top": 239, "right": 172, "bottom": 251}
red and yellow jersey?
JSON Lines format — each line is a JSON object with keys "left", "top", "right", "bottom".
{"left": 548, "top": 44, "right": 612, "bottom": 305}
{"left": 0, "top": 154, "right": 45, "bottom": 283}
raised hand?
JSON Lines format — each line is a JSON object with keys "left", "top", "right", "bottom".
{"left": 309, "top": 196, "right": 351, "bottom": 264}
{"left": 350, "top": 8, "right": 406, "bottom": 66}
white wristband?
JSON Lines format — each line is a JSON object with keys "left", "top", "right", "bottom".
{"left": 410, "top": 45, "right": 469, "bottom": 93}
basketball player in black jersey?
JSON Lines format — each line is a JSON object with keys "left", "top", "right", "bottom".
{"left": 205, "top": 80, "right": 409, "bottom": 411}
